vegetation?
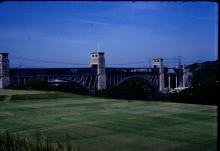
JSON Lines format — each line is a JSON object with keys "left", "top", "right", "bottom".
{"left": 190, "top": 60, "right": 218, "bottom": 104}
{"left": 9, "top": 78, "right": 48, "bottom": 90}
{"left": 0, "top": 91, "right": 217, "bottom": 151}
{"left": 0, "top": 95, "right": 7, "bottom": 101}
{"left": 0, "top": 131, "right": 78, "bottom": 151}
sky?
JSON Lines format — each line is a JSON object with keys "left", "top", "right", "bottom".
{"left": 0, "top": 1, "right": 218, "bottom": 68}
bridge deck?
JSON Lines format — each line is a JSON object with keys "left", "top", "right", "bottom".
{"left": 9, "top": 67, "right": 167, "bottom": 77}
{"left": 9, "top": 67, "right": 179, "bottom": 90}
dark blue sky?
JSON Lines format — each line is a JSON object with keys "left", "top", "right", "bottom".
{"left": 0, "top": 1, "right": 218, "bottom": 68}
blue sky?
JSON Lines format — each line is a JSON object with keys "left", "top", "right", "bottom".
{"left": 0, "top": 1, "right": 218, "bottom": 68}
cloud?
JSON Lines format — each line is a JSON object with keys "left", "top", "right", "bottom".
{"left": 61, "top": 18, "right": 111, "bottom": 26}
{"left": 182, "top": 15, "right": 215, "bottom": 21}
{"left": 0, "top": 30, "right": 29, "bottom": 38}
{"left": 8, "top": 11, "right": 111, "bottom": 26}
{"left": 0, "top": 29, "right": 91, "bottom": 45}
{"left": 118, "top": 1, "right": 165, "bottom": 11}
{"left": 40, "top": 36, "right": 92, "bottom": 45}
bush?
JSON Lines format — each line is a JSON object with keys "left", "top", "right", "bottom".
{"left": 8, "top": 78, "right": 49, "bottom": 90}
{"left": 25, "top": 78, "right": 49, "bottom": 90}
{"left": 156, "top": 87, "right": 218, "bottom": 105}
{"left": 0, "top": 95, "right": 7, "bottom": 101}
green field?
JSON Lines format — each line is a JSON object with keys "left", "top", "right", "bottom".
{"left": 0, "top": 89, "right": 217, "bottom": 151}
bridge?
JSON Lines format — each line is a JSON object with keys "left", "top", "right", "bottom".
{"left": 0, "top": 52, "right": 192, "bottom": 92}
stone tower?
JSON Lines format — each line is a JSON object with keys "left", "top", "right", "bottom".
{"left": 0, "top": 53, "right": 10, "bottom": 88}
{"left": 182, "top": 65, "right": 191, "bottom": 88}
{"left": 152, "top": 58, "right": 165, "bottom": 91}
{"left": 90, "top": 52, "right": 106, "bottom": 90}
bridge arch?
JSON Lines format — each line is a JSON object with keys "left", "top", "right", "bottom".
{"left": 116, "top": 75, "right": 156, "bottom": 89}
{"left": 112, "top": 76, "right": 157, "bottom": 96}
{"left": 48, "top": 75, "right": 98, "bottom": 91}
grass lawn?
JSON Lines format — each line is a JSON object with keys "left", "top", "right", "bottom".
{"left": 0, "top": 90, "right": 217, "bottom": 151}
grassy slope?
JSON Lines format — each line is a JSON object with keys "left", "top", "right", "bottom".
{"left": 0, "top": 91, "right": 217, "bottom": 151}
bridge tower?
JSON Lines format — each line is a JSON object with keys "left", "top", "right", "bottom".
{"left": 90, "top": 52, "right": 106, "bottom": 90}
{"left": 182, "top": 65, "right": 192, "bottom": 88}
{"left": 0, "top": 53, "right": 10, "bottom": 88}
{"left": 152, "top": 58, "right": 165, "bottom": 91}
